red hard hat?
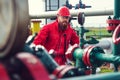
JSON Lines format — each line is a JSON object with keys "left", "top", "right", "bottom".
{"left": 57, "top": 6, "right": 71, "bottom": 17}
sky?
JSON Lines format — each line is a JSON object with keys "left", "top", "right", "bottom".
{"left": 28, "top": 0, "right": 114, "bottom": 27}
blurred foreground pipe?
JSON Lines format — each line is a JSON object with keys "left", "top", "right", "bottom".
{"left": 61, "top": 72, "right": 120, "bottom": 80}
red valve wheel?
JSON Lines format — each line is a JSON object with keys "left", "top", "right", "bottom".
{"left": 113, "top": 24, "right": 120, "bottom": 44}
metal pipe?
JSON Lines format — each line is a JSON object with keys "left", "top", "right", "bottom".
{"left": 72, "top": 46, "right": 120, "bottom": 67}
{"left": 114, "top": 0, "right": 120, "bottom": 19}
{"left": 84, "top": 38, "right": 113, "bottom": 54}
{"left": 112, "top": 0, "right": 120, "bottom": 72}
{"left": 30, "top": 9, "right": 113, "bottom": 19}
{"left": 61, "top": 72, "right": 120, "bottom": 80}
{"left": 95, "top": 52, "right": 120, "bottom": 64}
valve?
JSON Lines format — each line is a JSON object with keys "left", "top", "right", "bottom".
{"left": 75, "top": 0, "right": 91, "bottom": 9}
{"left": 64, "top": 0, "right": 91, "bottom": 9}
{"left": 77, "top": 12, "right": 99, "bottom": 48}
{"left": 64, "top": 0, "right": 72, "bottom": 9}
{"left": 112, "top": 24, "right": 120, "bottom": 44}
{"left": 66, "top": 45, "right": 120, "bottom": 73}
{"left": 106, "top": 16, "right": 120, "bottom": 33}
{"left": 30, "top": 46, "right": 88, "bottom": 78}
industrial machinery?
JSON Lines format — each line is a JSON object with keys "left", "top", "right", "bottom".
{"left": 1, "top": 0, "right": 120, "bottom": 80}
{"left": 64, "top": 0, "right": 91, "bottom": 9}
{"left": 106, "top": 0, "right": 120, "bottom": 72}
{"left": 63, "top": 11, "right": 120, "bottom": 75}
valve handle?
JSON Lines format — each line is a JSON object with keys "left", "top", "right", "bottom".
{"left": 113, "top": 24, "right": 120, "bottom": 44}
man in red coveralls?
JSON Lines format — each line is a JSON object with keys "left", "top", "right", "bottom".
{"left": 33, "top": 6, "right": 79, "bottom": 65}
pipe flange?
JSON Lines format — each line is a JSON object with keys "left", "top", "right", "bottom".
{"left": 53, "top": 65, "right": 75, "bottom": 78}
{"left": 89, "top": 46, "right": 105, "bottom": 67}
{"left": 52, "top": 65, "right": 67, "bottom": 77}
{"left": 57, "top": 65, "right": 75, "bottom": 78}
{"left": 83, "top": 46, "right": 93, "bottom": 66}
{"left": 65, "top": 44, "right": 79, "bottom": 61}
{"left": 86, "top": 46, "right": 95, "bottom": 66}
{"left": 83, "top": 46, "right": 105, "bottom": 67}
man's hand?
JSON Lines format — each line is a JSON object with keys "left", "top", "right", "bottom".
{"left": 30, "top": 43, "right": 45, "bottom": 51}
{"left": 49, "top": 49, "right": 56, "bottom": 58}
{"left": 65, "top": 44, "right": 79, "bottom": 61}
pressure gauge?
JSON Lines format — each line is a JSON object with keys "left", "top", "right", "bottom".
{"left": 78, "top": 12, "right": 85, "bottom": 25}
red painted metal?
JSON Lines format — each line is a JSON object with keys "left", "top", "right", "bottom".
{"left": 52, "top": 65, "right": 66, "bottom": 77}
{"left": 83, "top": 48, "right": 88, "bottom": 66}
{"left": 53, "top": 65, "right": 76, "bottom": 78}
{"left": 16, "top": 52, "right": 50, "bottom": 80}
{"left": 57, "top": 65, "right": 75, "bottom": 78}
{"left": 83, "top": 46, "right": 92, "bottom": 66}
{"left": 0, "top": 63, "right": 10, "bottom": 80}
{"left": 85, "top": 69, "right": 92, "bottom": 75}
{"left": 113, "top": 24, "right": 120, "bottom": 44}
{"left": 86, "top": 46, "right": 95, "bottom": 66}
{"left": 106, "top": 19, "right": 120, "bottom": 31}
{"left": 65, "top": 44, "right": 79, "bottom": 61}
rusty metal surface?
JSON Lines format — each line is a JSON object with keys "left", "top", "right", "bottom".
{"left": 0, "top": 0, "right": 29, "bottom": 59}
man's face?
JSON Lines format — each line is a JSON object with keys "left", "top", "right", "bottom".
{"left": 57, "top": 15, "right": 70, "bottom": 30}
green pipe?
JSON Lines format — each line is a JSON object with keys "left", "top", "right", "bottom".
{"left": 95, "top": 53, "right": 120, "bottom": 64}
{"left": 73, "top": 48, "right": 85, "bottom": 68}
{"left": 113, "top": 0, "right": 120, "bottom": 55}
{"left": 113, "top": 0, "right": 120, "bottom": 71}
{"left": 114, "top": 0, "right": 120, "bottom": 19}
{"left": 73, "top": 47, "right": 120, "bottom": 68}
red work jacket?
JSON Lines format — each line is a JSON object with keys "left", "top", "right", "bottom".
{"left": 33, "top": 20, "right": 79, "bottom": 65}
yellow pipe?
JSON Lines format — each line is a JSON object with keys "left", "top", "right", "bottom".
{"left": 31, "top": 19, "right": 41, "bottom": 35}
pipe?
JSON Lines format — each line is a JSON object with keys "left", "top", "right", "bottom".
{"left": 30, "top": 9, "right": 113, "bottom": 19}
{"left": 73, "top": 46, "right": 120, "bottom": 67}
{"left": 114, "top": 0, "right": 120, "bottom": 19}
{"left": 112, "top": 0, "right": 120, "bottom": 72}
{"left": 84, "top": 38, "right": 113, "bottom": 54}
{"left": 60, "top": 72, "right": 120, "bottom": 80}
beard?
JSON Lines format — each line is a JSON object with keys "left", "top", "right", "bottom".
{"left": 59, "top": 21, "right": 68, "bottom": 30}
